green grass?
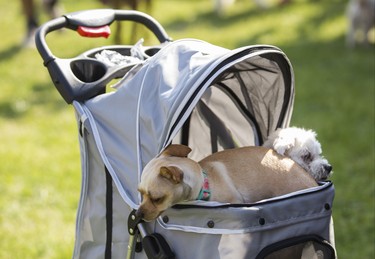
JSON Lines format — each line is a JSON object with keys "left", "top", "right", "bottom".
{"left": 0, "top": 0, "right": 374, "bottom": 258}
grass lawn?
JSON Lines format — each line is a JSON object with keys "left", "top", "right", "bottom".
{"left": 0, "top": 0, "right": 374, "bottom": 258}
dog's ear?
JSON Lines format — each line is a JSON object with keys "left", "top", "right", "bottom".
{"left": 160, "top": 144, "right": 192, "bottom": 158}
{"left": 159, "top": 166, "right": 183, "bottom": 184}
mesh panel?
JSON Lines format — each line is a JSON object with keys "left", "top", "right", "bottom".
{"left": 172, "top": 53, "right": 291, "bottom": 161}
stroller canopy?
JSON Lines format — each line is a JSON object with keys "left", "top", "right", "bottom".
{"left": 78, "top": 39, "right": 294, "bottom": 207}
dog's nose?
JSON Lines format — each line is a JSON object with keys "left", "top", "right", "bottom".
{"left": 135, "top": 209, "right": 144, "bottom": 220}
{"left": 324, "top": 164, "right": 332, "bottom": 173}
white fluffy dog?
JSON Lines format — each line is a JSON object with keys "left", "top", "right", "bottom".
{"left": 346, "top": 0, "right": 375, "bottom": 47}
{"left": 263, "top": 127, "right": 332, "bottom": 181}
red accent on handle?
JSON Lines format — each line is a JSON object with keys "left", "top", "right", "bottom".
{"left": 77, "top": 25, "right": 111, "bottom": 38}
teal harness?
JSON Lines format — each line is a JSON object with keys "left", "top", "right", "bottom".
{"left": 197, "top": 171, "right": 211, "bottom": 201}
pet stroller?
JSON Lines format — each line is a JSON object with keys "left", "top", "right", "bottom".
{"left": 36, "top": 9, "right": 336, "bottom": 259}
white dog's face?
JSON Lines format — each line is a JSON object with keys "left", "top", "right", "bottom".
{"left": 286, "top": 132, "right": 332, "bottom": 181}
{"left": 263, "top": 127, "right": 332, "bottom": 181}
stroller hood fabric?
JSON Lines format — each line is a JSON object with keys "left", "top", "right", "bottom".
{"left": 79, "top": 39, "right": 294, "bottom": 207}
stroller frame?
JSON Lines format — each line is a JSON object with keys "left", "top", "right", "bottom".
{"left": 36, "top": 9, "right": 336, "bottom": 259}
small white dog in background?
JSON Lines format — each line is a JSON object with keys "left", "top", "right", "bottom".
{"left": 263, "top": 127, "right": 333, "bottom": 181}
{"left": 346, "top": 0, "right": 375, "bottom": 47}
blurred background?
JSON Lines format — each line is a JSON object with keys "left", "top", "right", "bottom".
{"left": 0, "top": 0, "right": 374, "bottom": 258}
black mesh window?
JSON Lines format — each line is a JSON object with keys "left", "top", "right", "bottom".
{"left": 257, "top": 235, "right": 336, "bottom": 259}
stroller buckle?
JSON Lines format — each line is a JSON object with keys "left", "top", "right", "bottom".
{"left": 128, "top": 209, "right": 143, "bottom": 236}
{"left": 127, "top": 210, "right": 175, "bottom": 258}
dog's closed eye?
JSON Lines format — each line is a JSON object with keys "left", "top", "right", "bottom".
{"left": 302, "top": 153, "right": 313, "bottom": 162}
{"left": 150, "top": 196, "right": 165, "bottom": 205}
{"left": 138, "top": 188, "right": 165, "bottom": 204}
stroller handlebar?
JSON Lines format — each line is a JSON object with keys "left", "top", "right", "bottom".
{"left": 35, "top": 9, "right": 172, "bottom": 104}
{"left": 36, "top": 9, "right": 171, "bottom": 64}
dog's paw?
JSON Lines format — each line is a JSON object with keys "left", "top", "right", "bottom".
{"left": 263, "top": 128, "right": 296, "bottom": 155}
{"left": 273, "top": 140, "right": 294, "bottom": 155}
{"left": 269, "top": 133, "right": 296, "bottom": 155}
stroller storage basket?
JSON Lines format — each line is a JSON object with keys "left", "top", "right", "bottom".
{"left": 36, "top": 9, "right": 336, "bottom": 259}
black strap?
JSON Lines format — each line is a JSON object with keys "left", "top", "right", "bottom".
{"left": 197, "top": 101, "right": 236, "bottom": 153}
{"left": 105, "top": 167, "right": 113, "bottom": 259}
{"left": 180, "top": 114, "right": 191, "bottom": 146}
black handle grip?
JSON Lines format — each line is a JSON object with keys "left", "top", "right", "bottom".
{"left": 35, "top": 9, "right": 171, "bottom": 104}
{"left": 36, "top": 9, "right": 171, "bottom": 64}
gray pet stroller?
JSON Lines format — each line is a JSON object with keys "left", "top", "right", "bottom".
{"left": 36, "top": 9, "right": 336, "bottom": 259}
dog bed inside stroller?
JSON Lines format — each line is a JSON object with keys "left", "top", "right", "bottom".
{"left": 36, "top": 9, "right": 336, "bottom": 259}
